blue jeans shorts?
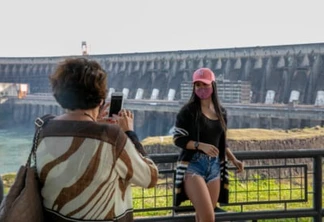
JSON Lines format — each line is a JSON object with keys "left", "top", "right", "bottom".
{"left": 185, "top": 152, "right": 220, "bottom": 183}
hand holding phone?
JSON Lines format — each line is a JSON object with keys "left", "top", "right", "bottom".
{"left": 117, "top": 109, "right": 134, "bottom": 131}
{"left": 109, "top": 92, "right": 124, "bottom": 117}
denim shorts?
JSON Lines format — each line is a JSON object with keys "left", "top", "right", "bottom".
{"left": 185, "top": 152, "right": 220, "bottom": 183}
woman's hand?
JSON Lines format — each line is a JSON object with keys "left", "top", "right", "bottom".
{"left": 96, "top": 102, "right": 122, "bottom": 125}
{"left": 97, "top": 102, "right": 110, "bottom": 123}
{"left": 197, "top": 142, "right": 219, "bottom": 157}
{"left": 231, "top": 158, "right": 244, "bottom": 173}
{"left": 225, "top": 147, "right": 244, "bottom": 173}
{"left": 116, "top": 109, "right": 134, "bottom": 132}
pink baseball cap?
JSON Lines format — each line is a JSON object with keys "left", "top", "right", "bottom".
{"left": 192, "top": 68, "right": 216, "bottom": 84}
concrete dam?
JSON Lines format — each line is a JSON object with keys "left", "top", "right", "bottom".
{"left": 1, "top": 42, "right": 324, "bottom": 139}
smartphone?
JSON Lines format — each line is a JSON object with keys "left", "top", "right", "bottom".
{"left": 109, "top": 92, "right": 124, "bottom": 117}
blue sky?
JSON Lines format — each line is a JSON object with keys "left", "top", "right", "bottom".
{"left": 0, "top": 0, "right": 323, "bottom": 57}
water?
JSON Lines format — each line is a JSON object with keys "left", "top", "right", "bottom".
{"left": 0, "top": 124, "right": 169, "bottom": 175}
{"left": 0, "top": 127, "right": 34, "bottom": 175}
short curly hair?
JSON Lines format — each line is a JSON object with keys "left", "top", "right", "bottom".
{"left": 50, "top": 58, "right": 107, "bottom": 110}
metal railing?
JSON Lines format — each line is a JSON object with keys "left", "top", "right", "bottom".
{"left": 133, "top": 149, "right": 324, "bottom": 221}
{"left": 0, "top": 176, "right": 3, "bottom": 204}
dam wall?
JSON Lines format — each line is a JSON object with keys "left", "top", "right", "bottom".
{"left": 1, "top": 43, "right": 324, "bottom": 105}
{"left": 0, "top": 99, "right": 176, "bottom": 140}
{"left": 1, "top": 98, "right": 324, "bottom": 140}
{"left": 1, "top": 43, "right": 324, "bottom": 138}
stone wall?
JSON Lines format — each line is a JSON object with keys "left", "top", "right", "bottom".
{"left": 144, "top": 135, "right": 324, "bottom": 154}
{"left": 143, "top": 134, "right": 324, "bottom": 173}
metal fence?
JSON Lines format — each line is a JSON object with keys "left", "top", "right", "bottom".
{"left": 133, "top": 149, "right": 324, "bottom": 222}
{"left": 0, "top": 176, "right": 3, "bottom": 204}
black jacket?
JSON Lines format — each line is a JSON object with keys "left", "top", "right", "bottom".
{"left": 173, "top": 102, "right": 229, "bottom": 206}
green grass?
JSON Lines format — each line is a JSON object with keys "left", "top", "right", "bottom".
{"left": 3, "top": 187, "right": 9, "bottom": 194}
{"left": 2, "top": 173, "right": 16, "bottom": 195}
{"left": 132, "top": 185, "right": 174, "bottom": 216}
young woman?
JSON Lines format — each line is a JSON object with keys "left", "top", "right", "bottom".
{"left": 173, "top": 67, "right": 244, "bottom": 222}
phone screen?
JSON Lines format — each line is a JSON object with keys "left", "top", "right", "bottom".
{"left": 109, "top": 93, "right": 123, "bottom": 117}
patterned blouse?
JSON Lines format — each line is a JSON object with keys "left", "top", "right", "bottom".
{"left": 36, "top": 120, "right": 158, "bottom": 222}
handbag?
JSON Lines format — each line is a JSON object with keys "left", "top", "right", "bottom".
{"left": 0, "top": 114, "right": 54, "bottom": 222}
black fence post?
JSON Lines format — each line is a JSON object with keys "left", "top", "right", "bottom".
{"left": 313, "top": 155, "right": 322, "bottom": 222}
{"left": 0, "top": 176, "right": 3, "bottom": 204}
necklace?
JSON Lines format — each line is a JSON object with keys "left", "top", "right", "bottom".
{"left": 83, "top": 112, "right": 96, "bottom": 122}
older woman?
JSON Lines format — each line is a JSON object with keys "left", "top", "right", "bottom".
{"left": 36, "top": 58, "right": 158, "bottom": 221}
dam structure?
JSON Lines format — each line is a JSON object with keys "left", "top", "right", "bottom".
{"left": 1, "top": 42, "right": 324, "bottom": 139}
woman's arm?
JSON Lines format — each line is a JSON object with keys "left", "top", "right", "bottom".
{"left": 111, "top": 109, "right": 158, "bottom": 188}
{"left": 226, "top": 147, "right": 244, "bottom": 173}
{"left": 114, "top": 109, "right": 147, "bottom": 156}
{"left": 173, "top": 106, "right": 194, "bottom": 149}
{"left": 115, "top": 136, "right": 159, "bottom": 188}
{"left": 225, "top": 147, "right": 237, "bottom": 162}
{"left": 125, "top": 130, "right": 147, "bottom": 156}
{"left": 222, "top": 107, "right": 243, "bottom": 172}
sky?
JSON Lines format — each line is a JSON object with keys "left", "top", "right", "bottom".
{"left": 0, "top": 0, "right": 323, "bottom": 57}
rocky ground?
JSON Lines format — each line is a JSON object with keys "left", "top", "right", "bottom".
{"left": 141, "top": 126, "right": 324, "bottom": 175}
{"left": 142, "top": 126, "right": 324, "bottom": 153}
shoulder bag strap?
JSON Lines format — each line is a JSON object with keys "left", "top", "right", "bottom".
{"left": 25, "top": 114, "right": 55, "bottom": 167}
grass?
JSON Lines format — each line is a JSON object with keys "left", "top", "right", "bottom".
{"left": 142, "top": 126, "right": 324, "bottom": 146}
{"left": 132, "top": 175, "right": 317, "bottom": 222}
{"left": 227, "top": 127, "right": 324, "bottom": 141}
{"left": 1, "top": 172, "right": 16, "bottom": 194}
{"left": 142, "top": 136, "right": 174, "bottom": 146}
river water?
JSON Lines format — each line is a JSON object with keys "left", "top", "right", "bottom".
{"left": 0, "top": 122, "right": 169, "bottom": 175}
{"left": 0, "top": 125, "right": 161, "bottom": 175}
{"left": 0, "top": 127, "right": 34, "bottom": 175}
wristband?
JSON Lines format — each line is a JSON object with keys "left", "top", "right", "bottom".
{"left": 194, "top": 141, "right": 199, "bottom": 150}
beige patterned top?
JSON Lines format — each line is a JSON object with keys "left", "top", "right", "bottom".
{"left": 36, "top": 120, "right": 158, "bottom": 222}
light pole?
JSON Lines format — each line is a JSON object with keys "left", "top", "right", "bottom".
{"left": 81, "top": 41, "right": 88, "bottom": 56}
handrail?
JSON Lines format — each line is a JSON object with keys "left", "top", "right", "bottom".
{"left": 148, "top": 149, "right": 324, "bottom": 162}
{"left": 135, "top": 149, "right": 324, "bottom": 221}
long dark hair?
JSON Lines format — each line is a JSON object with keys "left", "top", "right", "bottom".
{"left": 187, "top": 81, "right": 227, "bottom": 131}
